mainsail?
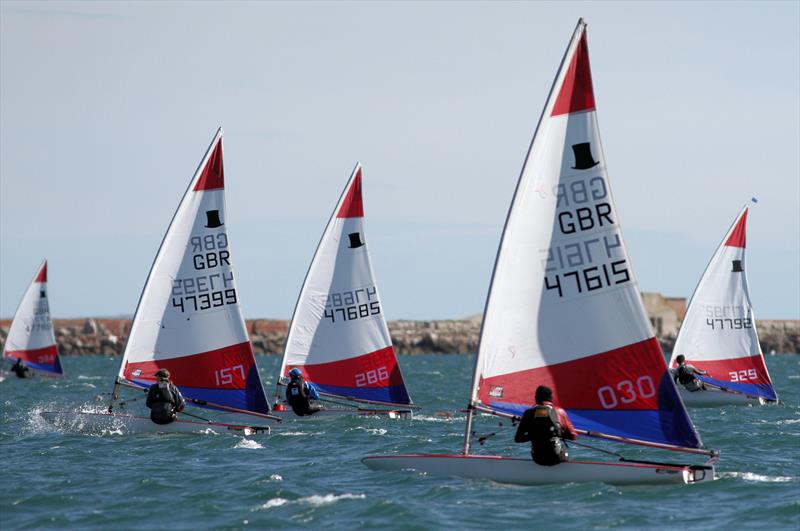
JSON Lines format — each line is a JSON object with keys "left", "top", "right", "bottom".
{"left": 116, "top": 129, "right": 270, "bottom": 415}
{"left": 468, "top": 20, "right": 702, "bottom": 451}
{"left": 279, "top": 164, "right": 412, "bottom": 406}
{"left": 3, "top": 260, "right": 63, "bottom": 375}
{"left": 670, "top": 204, "right": 778, "bottom": 401}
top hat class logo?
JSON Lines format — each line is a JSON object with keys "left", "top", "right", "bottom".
{"left": 571, "top": 142, "right": 600, "bottom": 170}
{"left": 205, "top": 210, "right": 224, "bottom": 228}
{"left": 348, "top": 232, "right": 365, "bottom": 249}
{"left": 732, "top": 260, "right": 744, "bottom": 273}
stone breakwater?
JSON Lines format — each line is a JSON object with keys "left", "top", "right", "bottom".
{"left": 1, "top": 317, "right": 798, "bottom": 356}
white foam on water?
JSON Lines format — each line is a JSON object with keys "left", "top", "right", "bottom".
{"left": 299, "top": 493, "right": 366, "bottom": 506}
{"left": 233, "top": 438, "right": 264, "bottom": 449}
{"left": 257, "top": 498, "right": 289, "bottom": 509}
{"left": 724, "top": 472, "right": 795, "bottom": 483}
{"left": 269, "top": 474, "right": 283, "bottom": 481}
{"left": 349, "top": 427, "right": 387, "bottom": 436}
{"left": 777, "top": 418, "right": 800, "bottom": 425}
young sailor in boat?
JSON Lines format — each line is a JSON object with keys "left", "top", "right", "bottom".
{"left": 285, "top": 368, "right": 324, "bottom": 416}
{"left": 672, "top": 354, "right": 709, "bottom": 392}
{"left": 145, "top": 369, "right": 185, "bottom": 424}
{"left": 10, "top": 358, "right": 30, "bottom": 379}
{"left": 514, "top": 385, "right": 577, "bottom": 466}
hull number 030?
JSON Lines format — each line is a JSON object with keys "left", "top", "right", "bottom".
{"left": 597, "top": 376, "right": 656, "bottom": 409}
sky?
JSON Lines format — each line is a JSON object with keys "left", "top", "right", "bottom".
{"left": 1, "top": 1, "right": 798, "bottom": 320}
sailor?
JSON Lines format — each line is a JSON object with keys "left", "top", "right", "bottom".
{"left": 10, "top": 358, "right": 30, "bottom": 379}
{"left": 285, "top": 368, "right": 323, "bottom": 416}
{"left": 145, "top": 368, "right": 185, "bottom": 425}
{"left": 672, "top": 354, "right": 709, "bottom": 392}
{"left": 514, "top": 385, "right": 577, "bottom": 466}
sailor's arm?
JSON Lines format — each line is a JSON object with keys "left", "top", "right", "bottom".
{"left": 557, "top": 408, "right": 578, "bottom": 440}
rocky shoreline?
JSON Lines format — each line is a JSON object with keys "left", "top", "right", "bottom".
{"left": 1, "top": 317, "right": 798, "bottom": 356}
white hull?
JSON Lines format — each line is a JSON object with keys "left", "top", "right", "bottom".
{"left": 270, "top": 407, "right": 412, "bottom": 420}
{"left": 40, "top": 411, "right": 271, "bottom": 436}
{"left": 363, "top": 454, "right": 715, "bottom": 486}
{"left": 678, "top": 387, "right": 765, "bottom": 407}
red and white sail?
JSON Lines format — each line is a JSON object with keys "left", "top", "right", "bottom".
{"left": 279, "top": 164, "right": 412, "bottom": 406}
{"left": 470, "top": 20, "right": 701, "bottom": 449}
{"left": 670, "top": 205, "right": 777, "bottom": 401}
{"left": 117, "top": 129, "right": 270, "bottom": 415}
{"left": 3, "top": 260, "right": 63, "bottom": 375}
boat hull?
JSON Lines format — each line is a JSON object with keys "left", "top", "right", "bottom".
{"left": 40, "top": 411, "right": 271, "bottom": 436}
{"left": 362, "top": 454, "right": 715, "bottom": 485}
{"left": 270, "top": 407, "right": 412, "bottom": 420}
{"left": 678, "top": 387, "right": 765, "bottom": 407}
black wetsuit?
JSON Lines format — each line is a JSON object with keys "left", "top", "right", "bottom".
{"left": 286, "top": 378, "right": 322, "bottom": 416}
{"left": 146, "top": 381, "right": 185, "bottom": 424}
{"left": 11, "top": 360, "right": 29, "bottom": 379}
{"left": 514, "top": 405, "right": 569, "bottom": 466}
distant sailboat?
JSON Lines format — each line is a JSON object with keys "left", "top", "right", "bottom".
{"left": 669, "top": 203, "right": 778, "bottom": 406}
{"left": 364, "top": 19, "right": 716, "bottom": 485}
{"left": 41, "top": 129, "right": 277, "bottom": 435}
{"left": 274, "top": 164, "right": 416, "bottom": 418}
{"left": 3, "top": 260, "right": 64, "bottom": 377}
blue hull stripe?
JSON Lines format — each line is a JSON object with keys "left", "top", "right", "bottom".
{"left": 697, "top": 375, "right": 777, "bottom": 401}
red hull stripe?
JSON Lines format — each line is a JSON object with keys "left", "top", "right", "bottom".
{"left": 478, "top": 337, "right": 666, "bottom": 410}
{"left": 123, "top": 341, "right": 255, "bottom": 389}
{"left": 336, "top": 167, "right": 364, "bottom": 218}
{"left": 193, "top": 138, "right": 224, "bottom": 191}
{"left": 724, "top": 209, "right": 747, "bottom": 248}
{"left": 673, "top": 354, "right": 771, "bottom": 387}
{"left": 35, "top": 262, "right": 47, "bottom": 283}
{"left": 286, "top": 346, "right": 404, "bottom": 389}
{"left": 4, "top": 344, "right": 59, "bottom": 366}
{"left": 551, "top": 32, "right": 596, "bottom": 116}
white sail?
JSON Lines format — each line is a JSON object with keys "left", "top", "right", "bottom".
{"left": 670, "top": 204, "right": 777, "bottom": 402}
{"left": 279, "top": 164, "right": 412, "bottom": 406}
{"left": 468, "top": 19, "right": 701, "bottom": 450}
{"left": 3, "top": 260, "right": 63, "bottom": 375}
{"left": 117, "top": 129, "right": 270, "bottom": 415}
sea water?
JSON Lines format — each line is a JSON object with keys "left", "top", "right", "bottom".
{"left": 1, "top": 354, "right": 798, "bottom": 529}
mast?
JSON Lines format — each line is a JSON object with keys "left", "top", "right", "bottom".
{"left": 462, "top": 18, "right": 588, "bottom": 455}
{"left": 275, "top": 162, "right": 363, "bottom": 402}
{"left": 109, "top": 128, "right": 224, "bottom": 412}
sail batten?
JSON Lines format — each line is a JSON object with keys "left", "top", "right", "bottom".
{"left": 279, "top": 164, "right": 413, "bottom": 406}
{"left": 3, "top": 260, "right": 63, "bottom": 376}
{"left": 116, "top": 130, "right": 270, "bottom": 415}
{"left": 469, "top": 20, "right": 703, "bottom": 451}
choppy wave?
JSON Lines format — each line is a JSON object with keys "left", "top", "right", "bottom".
{"left": 255, "top": 493, "right": 366, "bottom": 511}
{"left": 723, "top": 472, "right": 796, "bottom": 483}
{"left": 233, "top": 438, "right": 264, "bottom": 449}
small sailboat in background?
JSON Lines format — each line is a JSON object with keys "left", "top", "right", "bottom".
{"left": 2, "top": 260, "right": 64, "bottom": 377}
{"left": 364, "top": 19, "right": 716, "bottom": 485}
{"left": 274, "top": 164, "right": 417, "bottom": 418}
{"left": 42, "top": 129, "right": 278, "bottom": 435}
{"left": 669, "top": 202, "right": 778, "bottom": 406}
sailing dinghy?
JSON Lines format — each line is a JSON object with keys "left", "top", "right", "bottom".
{"left": 364, "top": 19, "right": 717, "bottom": 485}
{"left": 669, "top": 203, "right": 778, "bottom": 406}
{"left": 2, "top": 260, "right": 64, "bottom": 377}
{"left": 273, "top": 164, "right": 416, "bottom": 418}
{"left": 41, "top": 129, "right": 277, "bottom": 435}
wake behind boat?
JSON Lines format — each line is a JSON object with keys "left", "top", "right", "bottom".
{"left": 669, "top": 202, "right": 778, "bottom": 407}
{"left": 363, "top": 19, "right": 717, "bottom": 486}
{"left": 273, "top": 164, "right": 417, "bottom": 419}
{"left": 41, "top": 129, "right": 278, "bottom": 435}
